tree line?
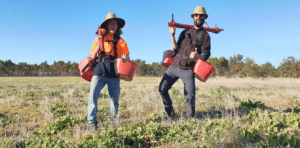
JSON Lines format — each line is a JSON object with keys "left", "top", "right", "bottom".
{"left": 208, "top": 54, "right": 299, "bottom": 78}
{"left": 0, "top": 54, "right": 299, "bottom": 78}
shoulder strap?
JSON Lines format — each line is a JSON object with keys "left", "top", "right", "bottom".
{"left": 196, "top": 30, "right": 206, "bottom": 48}
{"left": 173, "top": 29, "right": 189, "bottom": 57}
{"left": 113, "top": 34, "right": 120, "bottom": 58}
{"left": 184, "top": 29, "right": 191, "bottom": 39}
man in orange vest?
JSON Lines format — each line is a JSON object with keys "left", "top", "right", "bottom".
{"left": 159, "top": 6, "right": 211, "bottom": 119}
{"left": 88, "top": 12, "right": 130, "bottom": 130}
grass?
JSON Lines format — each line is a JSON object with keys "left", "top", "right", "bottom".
{"left": 0, "top": 76, "right": 300, "bottom": 147}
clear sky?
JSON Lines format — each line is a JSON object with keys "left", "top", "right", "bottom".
{"left": 1, "top": 0, "right": 299, "bottom": 68}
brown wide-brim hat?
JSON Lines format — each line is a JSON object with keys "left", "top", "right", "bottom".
{"left": 191, "top": 6, "right": 208, "bottom": 19}
{"left": 100, "top": 12, "right": 125, "bottom": 29}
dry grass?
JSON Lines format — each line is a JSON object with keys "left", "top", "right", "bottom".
{"left": 0, "top": 76, "right": 299, "bottom": 147}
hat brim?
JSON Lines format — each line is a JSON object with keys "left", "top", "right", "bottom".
{"left": 191, "top": 13, "right": 208, "bottom": 19}
{"left": 100, "top": 18, "right": 125, "bottom": 29}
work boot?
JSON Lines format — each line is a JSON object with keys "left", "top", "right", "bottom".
{"left": 87, "top": 122, "right": 98, "bottom": 131}
{"left": 168, "top": 112, "right": 178, "bottom": 121}
{"left": 108, "top": 114, "right": 119, "bottom": 125}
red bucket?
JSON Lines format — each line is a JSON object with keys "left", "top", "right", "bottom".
{"left": 162, "top": 50, "right": 174, "bottom": 68}
{"left": 193, "top": 59, "right": 215, "bottom": 82}
{"left": 115, "top": 58, "right": 138, "bottom": 81}
{"left": 78, "top": 57, "right": 93, "bottom": 82}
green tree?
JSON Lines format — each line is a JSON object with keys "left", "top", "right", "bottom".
{"left": 229, "top": 54, "right": 243, "bottom": 65}
{"left": 259, "top": 62, "right": 276, "bottom": 77}
{"left": 39, "top": 61, "right": 50, "bottom": 72}
{"left": 208, "top": 57, "right": 229, "bottom": 76}
{"left": 0, "top": 60, "right": 4, "bottom": 76}
{"left": 70, "top": 62, "right": 79, "bottom": 76}
{"left": 51, "top": 61, "right": 67, "bottom": 76}
{"left": 229, "top": 54, "right": 244, "bottom": 77}
{"left": 278, "top": 56, "right": 297, "bottom": 78}
{"left": 4, "top": 60, "right": 15, "bottom": 76}
{"left": 148, "top": 62, "right": 160, "bottom": 76}
{"left": 290, "top": 62, "right": 299, "bottom": 78}
{"left": 241, "top": 58, "right": 259, "bottom": 78}
{"left": 131, "top": 59, "right": 147, "bottom": 76}
{"left": 218, "top": 57, "right": 229, "bottom": 76}
{"left": 17, "top": 62, "right": 31, "bottom": 76}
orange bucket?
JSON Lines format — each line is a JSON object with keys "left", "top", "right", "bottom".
{"left": 78, "top": 57, "right": 93, "bottom": 82}
{"left": 193, "top": 59, "right": 216, "bottom": 82}
{"left": 115, "top": 58, "right": 138, "bottom": 81}
{"left": 162, "top": 50, "right": 174, "bottom": 68}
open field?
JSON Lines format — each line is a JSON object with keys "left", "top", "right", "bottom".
{"left": 0, "top": 76, "right": 300, "bottom": 147}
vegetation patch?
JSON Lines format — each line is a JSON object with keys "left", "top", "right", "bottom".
{"left": 0, "top": 77, "right": 300, "bottom": 147}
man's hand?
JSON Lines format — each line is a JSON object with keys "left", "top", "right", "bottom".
{"left": 170, "top": 26, "right": 178, "bottom": 49}
{"left": 190, "top": 47, "right": 198, "bottom": 59}
{"left": 121, "top": 54, "right": 129, "bottom": 63}
{"left": 98, "top": 28, "right": 106, "bottom": 36}
{"left": 170, "top": 26, "right": 175, "bottom": 37}
{"left": 91, "top": 43, "right": 100, "bottom": 60}
{"left": 96, "top": 43, "right": 100, "bottom": 50}
{"left": 122, "top": 58, "right": 128, "bottom": 63}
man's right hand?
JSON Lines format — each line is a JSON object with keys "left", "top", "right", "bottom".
{"left": 190, "top": 48, "right": 198, "bottom": 59}
{"left": 98, "top": 28, "right": 106, "bottom": 37}
{"left": 96, "top": 43, "right": 99, "bottom": 50}
{"left": 170, "top": 26, "right": 175, "bottom": 37}
{"left": 91, "top": 43, "right": 100, "bottom": 60}
{"left": 170, "top": 26, "right": 177, "bottom": 49}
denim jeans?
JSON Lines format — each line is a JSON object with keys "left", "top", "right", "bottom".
{"left": 88, "top": 75, "right": 120, "bottom": 124}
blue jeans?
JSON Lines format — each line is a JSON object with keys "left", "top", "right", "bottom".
{"left": 88, "top": 75, "right": 120, "bottom": 123}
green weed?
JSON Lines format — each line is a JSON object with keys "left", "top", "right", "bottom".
{"left": 50, "top": 100, "right": 69, "bottom": 118}
{"left": 37, "top": 116, "right": 78, "bottom": 136}
{"left": 239, "top": 99, "right": 267, "bottom": 113}
{"left": 171, "top": 88, "right": 179, "bottom": 96}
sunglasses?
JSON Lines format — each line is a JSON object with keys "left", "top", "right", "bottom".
{"left": 194, "top": 14, "right": 205, "bottom": 18}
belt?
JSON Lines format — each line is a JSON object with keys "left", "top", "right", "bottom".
{"left": 176, "top": 54, "right": 197, "bottom": 62}
{"left": 95, "top": 58, "right": 115, "bottom": 63}
{"left": 175, "top": 54, "right": 197, "bottom": 68}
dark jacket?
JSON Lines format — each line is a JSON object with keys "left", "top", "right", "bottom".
{"left": 172, "top": 28, "right": 211, "bottom": 70}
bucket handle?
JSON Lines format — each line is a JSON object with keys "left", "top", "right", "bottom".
{"left": 81, "top": 61, "right": 93, "bottom": 73}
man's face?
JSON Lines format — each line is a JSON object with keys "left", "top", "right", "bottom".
{"left": 194, "top": 14, "right": 205, "bottom": 28}
{"left": 107, "top": 19, "right": 118, "bottom": 35}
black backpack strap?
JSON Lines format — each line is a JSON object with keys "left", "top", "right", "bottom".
{"left": 113, "top": 34, "right": 120, "bottom": 58}
{"left": 185, "top": 29, "right": 192, "bottom": 39}
{"left": 172, "top": 29, "right": 189, "bottom": 58}
{"left": 183, "top": 29, "right": 193, "bottom": 53}
{"left": 195, "top": 30, "right": 206, "bottom": 51}
{"left": 198, "top": 30, "right": 206, "bottom": 41}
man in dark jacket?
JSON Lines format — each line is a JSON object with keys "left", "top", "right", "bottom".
{"left": 159, "top": 6, "right": 211, "bottom": 119}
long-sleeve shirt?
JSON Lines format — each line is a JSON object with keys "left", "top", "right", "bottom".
{"left": 172, "top": 28, "right": 211, "bottom": 70}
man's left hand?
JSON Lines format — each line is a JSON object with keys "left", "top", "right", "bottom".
{"left": 122, "top": 54, "right": 130, "bottom": 63}
{"left": 122, "top": 58, "right": 129, "bottom": 63}
{"left": 190, "top": 48, "right": 198, "bottom": 59}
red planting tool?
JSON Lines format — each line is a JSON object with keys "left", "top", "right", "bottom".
{"left": 98, "top": 26, "right": 106, "bottom": 56}
{"left": 168, "top": 14, "right": 224, "bottom": 34}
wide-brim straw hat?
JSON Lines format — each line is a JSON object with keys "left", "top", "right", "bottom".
{"left": 100, "top": 12, "right": 125, "bottom": 28}
{"left": 191, "top": 6, "right": 208, "bottom": 19}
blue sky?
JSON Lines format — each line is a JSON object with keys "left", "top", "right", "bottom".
{"left": 1, "top": 0, "right": 299, "bottom": 68}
